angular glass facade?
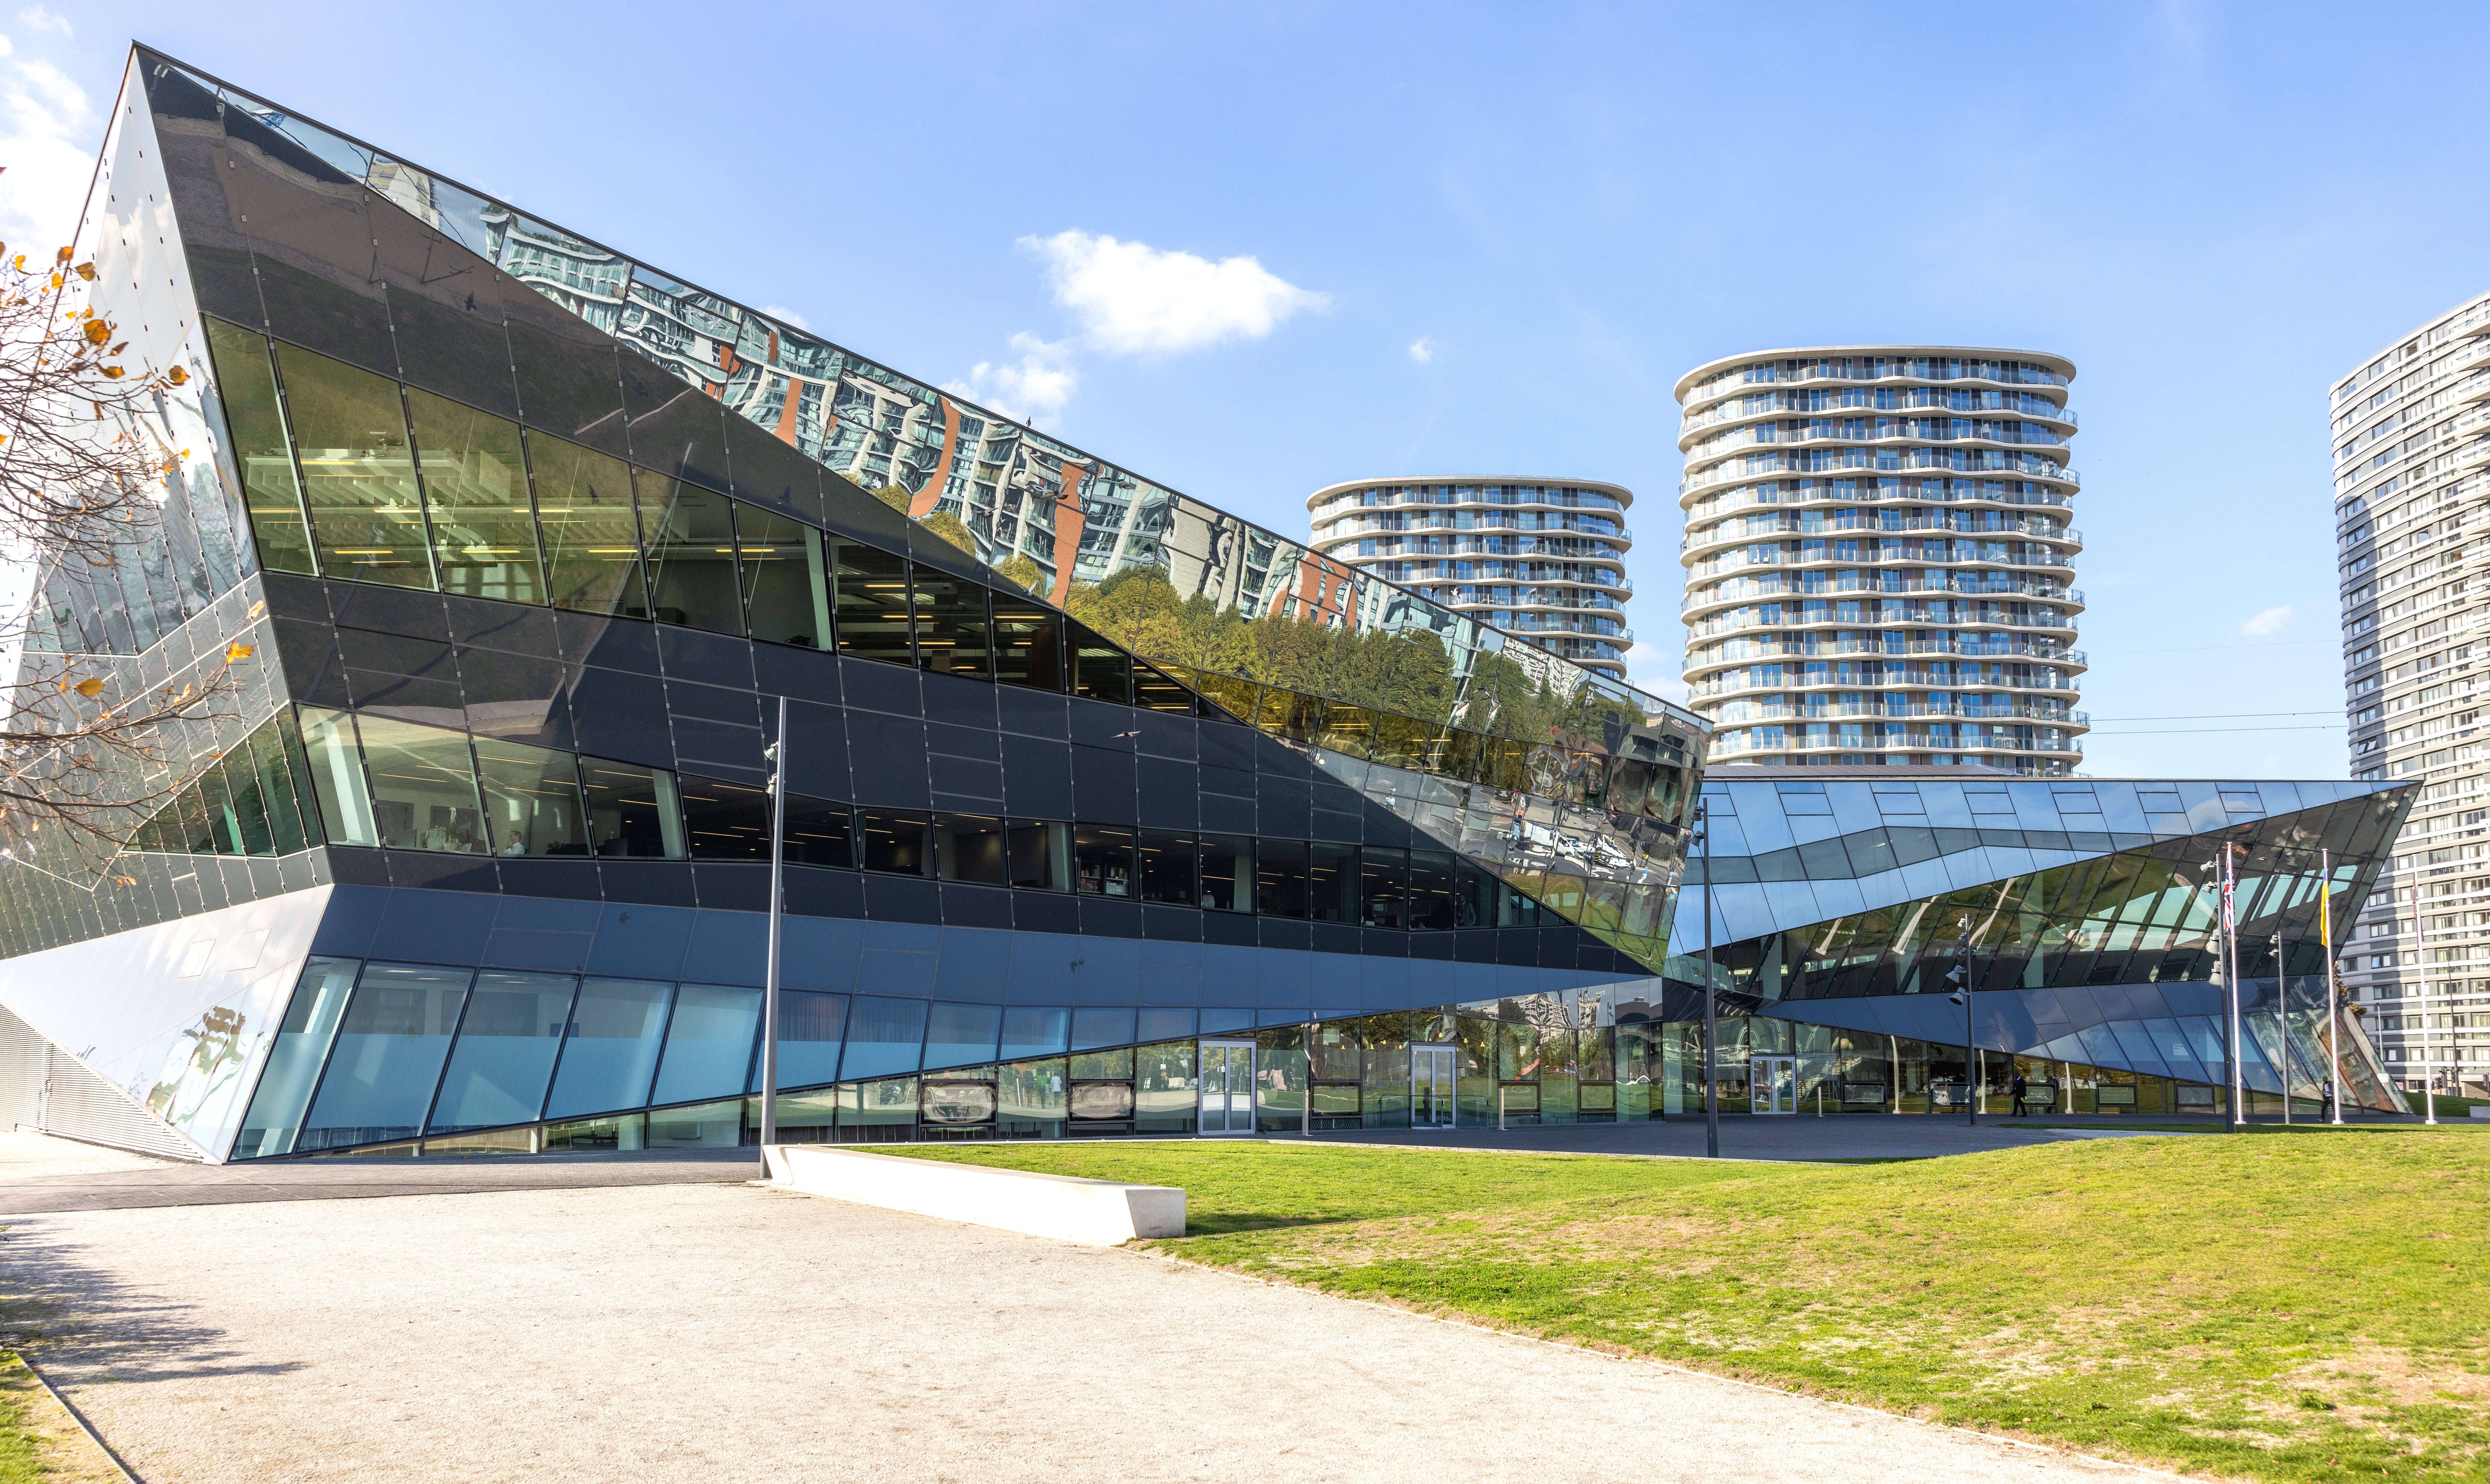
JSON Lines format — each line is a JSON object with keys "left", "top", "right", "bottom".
{"left": 0, "top": 46, "right": 2415, "bottom": 1162}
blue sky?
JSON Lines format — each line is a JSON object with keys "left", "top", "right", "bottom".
{"left": 12, "top": 3, "right": 2483, "bottom": 780}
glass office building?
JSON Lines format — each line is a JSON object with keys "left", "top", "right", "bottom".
{"left": 0, "top": 48, "right": 2410, "bottom": 1160}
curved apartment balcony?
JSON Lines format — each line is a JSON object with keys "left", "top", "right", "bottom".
{"left": 1681, "top": 519, "right": 2079, "bottom": 562}
{"left": 1685, "top": 603, "right": 2081, "bottom": 640}
{"left": 1680, "top": 445, "right": 2079, "bottom": 494}
{"left": 1684, "top": 542, "right": 2080, "bottom": 579}
{"left": 1682, "top": 575, "right": 2086, "bottom": 617}
{"left": 1681, "top": 420, "right": 2075, "bottom": 461}
{"left": 1312, "top": 515, "right": 1630, "bottom": 544}
{"left": 1685, "top": 665, "right": 2088, "bottom": 699}
{"left": 1680, "top": 353, "right": 2073, "bottom": 412}
{"left": 1685, "top": 642, "right": 2086, "bottom": 681}
{"left": 1707, "top": 730, "right": 2085, "bottom": 761}
{"left": 1682, "top": 481, "right": 2072, "bottom": 526}
{"left": 1680, "top": 390, "right": 2075, "bottom": 436}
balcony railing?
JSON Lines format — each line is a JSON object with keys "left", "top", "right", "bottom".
{"left": 1683, "top": 447, "right": 2077, "bottom": 493}
{"left": 1684, "top": 518, "right": 2079, "bottom": 554}
{"left": 1684, "top": 578, "right": 2085, "bottom": 611}
{"left": 1682, "top": 482, "right": 2071, "bottom": 519}
{"left": 1685, "top": 422, "right": 2073, "bottom": 460}
{"left": 1688, "top": 670, "right": 2084, "bottom": 699}
{"left": 1699, "top": 699, "right": 2089, "bottom": 724}
{"left": 1688, "top": 608, "right": 2077, "bottom": 638}
{"left": 1688, "top": 548, "right": 2077, "bottom": 578}
{"left": 1690, "top": 637, "right": 2085, "bottom": 666}
{"left": 1680, "top": 391, "right": 2075, "bottom": 434}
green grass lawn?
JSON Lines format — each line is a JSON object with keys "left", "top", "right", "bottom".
{"left": 901, "top": 1132, "right": 2490, "bottom": 1483}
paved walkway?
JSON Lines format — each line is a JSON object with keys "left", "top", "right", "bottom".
{"left": 12, "top": 1181, "right": 2163, "bottom": 1483}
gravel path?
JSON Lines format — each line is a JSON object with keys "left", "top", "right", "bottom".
{"left": 9, "top": 1182, "right": 2168, "bottom": 1482}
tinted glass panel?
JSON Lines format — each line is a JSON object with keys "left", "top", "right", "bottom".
{"left": 530, "top": 433, "right": 647, "bottom": 616}
{"left": 934, "top": 814, "right": 1009, "bottom": 886}
{"left": 860, "top": 808, "right": 930, "bottom": 875}
{"left": 247, "top": 717, "right": 311, "bottom": 855}
{"left": 923, "top": 1002, "right": 1002, "bottom": 1071}
{"left": 543, "top": 978, "right": 674, "bottom": 1118}
{"left": 680, "top": 772, "right": 772, "bottom": 860}
{"left": 1138, "top": 830, "right": 1197, "bottom": 906}
{"left": 1200, "top": 834, "right": 1251, "bottom": 912}
{"left": 784, "top": 794, "right": 854, "bottom": 869}
{"left": 910, "top": 566, "right": 991, "bottom": 681}
{"left": 407, "top": 387, "right": 544, "bottom": 604}
{"left": 829, "top": 538, "right": 912, "bottom": 665}
{"left": 1007, "top": 820, "right": 1071, "bottom": 890}
{"left": 275, "top": 341, "right": 432, "bottom": 589}
{"left": 299, "top": 963, "right": 472, "bottom": 1149}
{"left": 754, "top": 989, "right": 847, "bottom": 1091}
{"left": 1070, "top": 1006, "right": 1136, "bottom": 1053}
{"left": 1361, "top": 847, "right": 1408, "bottom": 929}
{"left": 841, "top": 995, "right": 928, "bottom": 1080}
{"left": 991, "top": 601, "right": 1063, "bottom": 691}
{"left": 1000, "top": 1006, "right": 1071, "bottom": 1061}
{"left": 1256, "top": 838, "right": 1308, "bottom": 918}
{"left": 581, "top": 756, "right": 686, "bottom": 858}
{"left": 1134, "top": 664, "right": 1195, "bottom": 714}
{"left": 354, "top": 713, "right": 485, "bottom": 853}
{"left": 1068, "top": 623, "right": 1131, "bottom": 705}
{"left": 1408, "top": 850, "right": 1457, "bottom": 931}
{"left": 232, "top": 956, "right": 358, "bottom": 1158}
{"left": 1309, "top": 841, "right": 1358, "bottom": 923}
{"left": 204, "top": 318, "right": 313, "bottom": 574}
{"left": 651, "top": 983, "right": 762, "bottom": 1105}
{"left": 473, "top": 737, "right": 589, "bottom": 857}
{"left": 1453, "top": 855, "right": 1501, "bottom": 929}
{"left": 296, "top": 705, "right": 379, "bottom": 846}
{"left": 737, "top": 507, "right": 832, "bottom": 650}
{"left": 637, "top": 475, "right": 743, "bottom": 635}
{"left": 1074, "top": 824, "right": 1134, "bottom": 897}
{"left": 219, "top": 750, "right": 276, "bottom": 856}
{"left": 427, "top": 971, "right": 576, "bottom": 1132}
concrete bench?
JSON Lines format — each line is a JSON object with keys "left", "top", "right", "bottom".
{"left": 763, "top": 1145, "right": 1185, "bottom": 1245}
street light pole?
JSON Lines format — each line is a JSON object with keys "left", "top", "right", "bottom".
{"left": 759, "top": 696, "right": 789, "bottom": 1176}
{"left": 2224, "top": 844, "right": 2244, "bottom": 1132}
{"left": 1957, "top": 916, "right": 1975, "bottom": 1128}
{"left": 1697, "top": 800, "right": 1718, "bottom": 1160}
{"left": 2274, "top": 926, "right": 2289, "bottom": 1127}
{"left": 2323, "top": 848, "right": 2344, "bottom": 1126}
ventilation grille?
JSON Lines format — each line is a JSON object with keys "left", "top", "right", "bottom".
{"left": 0, "top": 1002, "right": 205, "bottom": 1163}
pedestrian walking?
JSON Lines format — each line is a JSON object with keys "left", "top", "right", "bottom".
{"left": 2009, "top": 1069, "right": 2030, "bottom": 1116}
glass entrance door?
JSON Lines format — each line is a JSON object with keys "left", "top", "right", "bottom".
{"left": 1411, "top": 1045, "right": 1455, "bottom": 1128}
{"left": 1750, "top": 1055, "right": 1798, "bottom": 1115}
{"left": 1199, "top": 1040, "right": 1256, "bottom": 1135}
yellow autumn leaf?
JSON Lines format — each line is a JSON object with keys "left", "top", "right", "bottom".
{"left": 82, "top": 320, "right": 108, "bottom": 345}
{"left": 53, "top": 246, "right": 69, "bottom": 262}
{"left": 73, "top": 262, "right": 95, "bottom": 281}
{"left": 166, "top": 366, "right": 188, "bottom": 386}
{"left": 224, "top": 642, "right": 255, "bottom": 663}
{"left": 101, "top": 367, "right": 124, "bottom": 379}
{"left": 74, "top": 678, "right": 103, "bottom": 697}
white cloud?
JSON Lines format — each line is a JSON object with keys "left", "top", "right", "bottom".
{"left": 1022, "top": 229, "right": 1327, "bottom": 356}
{"left": 13, "top": 8, "right": 66, "bottom": 37}
{"left": 0, "top": 40, "right": 95, "bottom": 258}
{"left": 759, "top": 304, "right": 810, "bottom": 330}
{"left": 1407, "top": 336, "right": 1434, "bottom": 365}
{"left": 2241, "top": 604, "right": 2292, "bottom": 636}
{"left": 944, "top": 333, "right": 1077, "bottom": 426}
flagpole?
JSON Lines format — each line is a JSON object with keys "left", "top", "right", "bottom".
{"left": 2411, "top": 877, "right": 2437, "bottom": 1126}
{"left": 2323, "top": 848, "right": 2343, "bottom": 1126}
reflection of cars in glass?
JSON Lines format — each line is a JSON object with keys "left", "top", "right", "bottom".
{"left": 920, "top": 1083, "right": 996, "bottom": 1126}
{"left": 1069, "top": 1082, "right": 1135, "bottom": 1121}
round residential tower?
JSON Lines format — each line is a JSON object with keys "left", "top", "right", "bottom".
{"left": 1674, "top": 346, "right": 2087, "bottom": 773}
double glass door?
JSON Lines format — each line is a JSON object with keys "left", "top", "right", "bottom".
{"left": 1412, "top": 1045, "right": 1455, "bottom": 1128}
{"left": 1199, "top": 1041, "right": 1255, "bottom": 1135}
{"left": 1750, "top": 1055, "right": 1798, "bottom": 1115}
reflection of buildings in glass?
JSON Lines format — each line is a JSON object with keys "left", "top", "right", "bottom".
{"left": 481, "top": 208, "right": 630, "bottom": 334}
{"left": 1309, "top": 478, "right": 1635, "bottom": 681}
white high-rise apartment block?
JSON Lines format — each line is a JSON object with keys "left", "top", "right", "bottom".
{"left": 1674, "top": 347, "right": 2088, "bottom": 773}
{"left": 2331, "top": 291, "right": 2490, "bottom": 1098}
{"left": 1306, "top": 478, "right": 1634, "bottom": 680}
